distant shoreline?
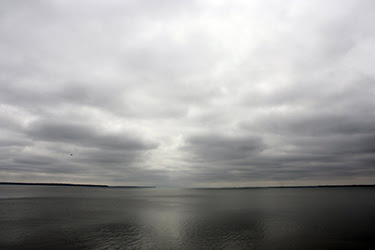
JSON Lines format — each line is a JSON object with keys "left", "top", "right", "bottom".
{"left": 0, "top": 182, "right": 155, "bottom": 188}
{"left": 1, "top": 182, "right": 375, "bottom": 189}
{"left": 192, "top": 184, "right": 375, "bottom": 190}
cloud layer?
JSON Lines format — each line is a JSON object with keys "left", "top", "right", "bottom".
{"left": 1, "top": 0, "right": 374, "bottom": 186}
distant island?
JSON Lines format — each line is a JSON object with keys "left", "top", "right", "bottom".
{"left": 0, "top": 182, "right": 155, "bottom": 188}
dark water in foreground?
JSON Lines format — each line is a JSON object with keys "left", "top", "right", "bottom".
{"left": 1, "top": 186, "right": 375, "bottom": 249}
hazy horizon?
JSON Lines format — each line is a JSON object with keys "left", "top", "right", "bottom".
{"left": 1, "top": 0, "right": 375, "bottom": 187}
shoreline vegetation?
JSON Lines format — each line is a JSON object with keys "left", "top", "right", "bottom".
{"left": 0, "top": 182, "right": 155, "bottom": 188}
{"left": 0, "top": 182, "right": 374, "bottom": 189}
{"left": 193, "top": 184, "right": 375, "bottom": 189}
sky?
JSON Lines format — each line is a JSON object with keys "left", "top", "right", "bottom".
{"left": 0, "top": 0, "right": 374, "bottom": 187}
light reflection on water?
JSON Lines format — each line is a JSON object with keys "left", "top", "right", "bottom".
{"left": 1, "top": 186, "right": 375, "bottom": 249}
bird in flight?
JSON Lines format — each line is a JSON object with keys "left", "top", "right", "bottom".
{"left": 70, "top": 154, "right": 73, "bottom": 156}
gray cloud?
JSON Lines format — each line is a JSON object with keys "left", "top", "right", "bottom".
{"left": 1, "top": 0, "right": 375, "bottom": 186}
{"left": 185, "top": 134, "right": 265, "bottom": 163}
{"left": 26, "top": 120, "right": 157, "bottom": 151}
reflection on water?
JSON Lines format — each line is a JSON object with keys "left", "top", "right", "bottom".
{"left": 1, "top": 186, "right": 375, "bottom": 249}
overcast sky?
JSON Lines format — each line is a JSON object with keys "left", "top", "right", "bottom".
{"left": 1, "top": 0, "right": 374, "bottom": 187}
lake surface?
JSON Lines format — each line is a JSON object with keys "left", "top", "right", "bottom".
{"left": 1, "top": 185, "right": 375, "bottom": 249}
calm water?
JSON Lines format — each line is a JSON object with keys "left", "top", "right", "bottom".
{"left": 1, "top": 186, "right": 375, "bottom": 249}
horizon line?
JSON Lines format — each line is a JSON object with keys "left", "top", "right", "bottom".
{"left": 1, "top": 181, "right": 375, "bottom": 189}
{"left": 0, "top": 182, "right": 155, "bottom": 188}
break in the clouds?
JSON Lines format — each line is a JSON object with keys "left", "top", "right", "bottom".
{"left": 1, "top": 0, "right": 374, "bottom": 187}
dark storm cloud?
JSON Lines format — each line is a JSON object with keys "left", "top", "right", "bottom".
{"left": 0, "top": 116, "right": 159, "bottom": 182}
{"left": 183, "top": 101, "right": 375, "bottom": 184}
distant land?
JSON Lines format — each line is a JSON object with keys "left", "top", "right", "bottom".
{"left": 1, "top": 182, "right": 375, "bottom": 189}
{"left": 0, "top": 182, "right": 155, "bottom": 188}
{"left": 193, "top": 184, "right": 375, "bottom": 190}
